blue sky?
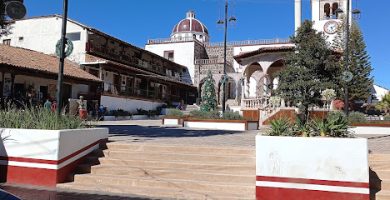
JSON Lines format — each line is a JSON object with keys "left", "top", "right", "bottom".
{"left": 24, "top": 0, "right": 389, "bottom": 88}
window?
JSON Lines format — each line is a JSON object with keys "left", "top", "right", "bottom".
{"left": 18, "top": 37, "right": 24, "bottom": 42}
{"left": 324, "top": 3, "right": 331, "bottom": 19}
{"left": 3, "top": 39, "right": 11, "bottom": 46}
{"left": 66, "top": 32, "right": 81, "bottom": 41}
{"left": 164, "top": 51, "right": 174, "bottom": 61}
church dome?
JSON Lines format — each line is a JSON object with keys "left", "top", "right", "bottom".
{"left": 171, "top": 11, "right": 209, "bottom": 43}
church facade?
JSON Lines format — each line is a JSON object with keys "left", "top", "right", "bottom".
{"left": 145, "top": 0, "right": 350, "bottom": 118}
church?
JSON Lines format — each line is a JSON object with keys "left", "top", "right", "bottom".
{"left": 145, "top": 0, "right": 351, "bottom": 121}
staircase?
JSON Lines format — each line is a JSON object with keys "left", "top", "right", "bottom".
{"left": 183, "top": 104, "right": 200, "bottom": 115}
{"left": 58, "top": 142, "right": 256, "bottom": 200}
{"left": 370, "top": 153, "right": 390, "bottom": 200}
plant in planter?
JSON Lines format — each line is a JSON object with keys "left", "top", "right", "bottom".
{"left": 268, "top": 118, "right": 294, "bottom": 136}
{"left": 348, "top": 111, "right": 367, "bottom": 124}
{"left": 166, "top": 109, "right": 184, "bottom": 118}
{"left": 189, "top": 110, "right": 220, "bottom": 119}
{"left": 222, "top": 111, "right": 243, "bottom": 120}
{"left": 200, "top": 70, "right": 217, "bottom": 112}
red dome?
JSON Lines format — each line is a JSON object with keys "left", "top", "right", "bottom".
{"left": 172, "top": 11, "right": 209, "bottom": 35}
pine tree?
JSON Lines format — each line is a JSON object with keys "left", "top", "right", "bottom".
{"left": 201, "top": 70, "right": 217, "bottom": 112}
{"left": 333, "top": 19, "right": 373, "bottom": 103}
{"left": 276, "top": 20, "right": 338, "bottom": 123}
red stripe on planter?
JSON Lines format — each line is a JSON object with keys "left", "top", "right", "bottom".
{"left": 0, "top": 139, "right": 102, "bottom": 166}
{"left": 256, "top": 186, "right": 369, "bottom": 200}
{"left": 256, "top": 176, "right": 369, "bottom": 188}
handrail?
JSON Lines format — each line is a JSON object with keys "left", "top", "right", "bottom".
{"left": 206, "top": 38, "right": 291, "bottom": 47}
{"left": 147, "top": 37, "right": 200, "bottom": 44}
{"left": 194, "top": 58, "right": 232, "bottom": 66}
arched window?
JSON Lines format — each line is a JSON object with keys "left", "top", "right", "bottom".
{"left": 332, "top": 3, "right": 339, "bottom": 18}
{"left": 324, "top": 3, "right": 331, "bottom": 19}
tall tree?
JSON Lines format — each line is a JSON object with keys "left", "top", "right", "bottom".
{"left": 333, "top": 19, "right": 373, "bottom": 103}
{"left": 201, "top": 70, "right": 217, "bottom": 112}
{"left": 276, "top": 20, "right": 338, "bottom": 123}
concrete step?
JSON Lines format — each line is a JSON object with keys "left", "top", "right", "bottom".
{"left": 58, "top": 182, "right": 254, "bottom": 200}
{"left": 373, "top": 190, "right": 390, "bottom": 200}
{"left": 98, "top": 158, "right": 255, "bottom": 175}
{"left": 72, "top": 174, "right": 254, "bottom": 197}
{"left": 102, "top": 150, "right": 255, "bottom": 164}
{"left": 89, "top": 166, "right": 255, "bottom": 184}
{"left": 370, "top": 161, "right": 390, "bottom": 170}
{"left": 106, "top": 142, "right": 255, "bottom": 156}
{"left": 369, "top": 154, "right": 390, "bottom": 161}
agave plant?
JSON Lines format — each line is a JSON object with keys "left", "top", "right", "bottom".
{"left": 267, "top": 118, "right": 293, "bottom": 136}
{"left": 293, "top": 118, "right": 311, "bottom": 137}
{"left": 310, "top": 119, "right": 330, "bottom": 137}
{"left": 326, "top": 112, "right": 351, "bottom": 138}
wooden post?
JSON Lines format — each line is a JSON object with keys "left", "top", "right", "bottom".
{"left": 10, "top": 73, "right": 15, "bottom": 97}
{"left": 0, "top": 71, "right": 4, "bottom": 97}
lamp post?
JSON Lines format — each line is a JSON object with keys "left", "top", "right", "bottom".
{"left": 1, "top": 0, "right": 27, "bottom": 34}
{"left": 56, "top": 0, "right": 69, "bottom": 115}
{"left": 217, "top": 0, "right": 236, "bottom": 113}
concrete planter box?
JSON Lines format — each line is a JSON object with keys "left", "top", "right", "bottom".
{"left": 183, "top": 119, "right": 258, "bottom": 131}
{"left": 103, "top": 116, "right": 132, "bottom": 121}
{"left": 256, "top": 135, "right": 369, "bottom": 200}
{"left": 0, "top": 128, "right": 108, "bottom": 187}
{"left": 162, "top": 118, "right": 183, "bottom": 126}
{"left": 350, "top": 126, "right": 390, "bottom": 135}
{"left": 132, "top": 115, "right": 149, "bottom": 120}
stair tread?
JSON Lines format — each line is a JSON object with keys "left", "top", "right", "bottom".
{"left": 58, "top": 182, "right": 254, "bottom": 199}
{"left": 91, "top": 165, "right": 254, "bottom": 177}
{"left": 74, "top": 173, "right": 255, "bottom": 187}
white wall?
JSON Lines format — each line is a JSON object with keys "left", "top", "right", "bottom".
{"left": 0, "top": 16, "right": 87, "bottom": 64}
{"left": 145, "top": 42, "right": 195, "bottom": 83}
{"left": 101, "top": 95, "right": 164, "bottom": 113}
{"left": 256, "top": 136, "right": 369, "bottom": 183}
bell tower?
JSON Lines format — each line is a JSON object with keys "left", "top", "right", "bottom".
{"left": 311, "top": 0, "right": 350, "bottom": 22}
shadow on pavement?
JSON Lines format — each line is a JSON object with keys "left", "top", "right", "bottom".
{"left": 102, "top": 125, "right": 241, "bottom": 138}
{"left": 0, "top": 185, "right": 151, "bottom": 200}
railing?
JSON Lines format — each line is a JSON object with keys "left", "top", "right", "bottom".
{"left": 194, "top": 58, "right": 232, "bottom": 66}
{"left": 206, "top": 38, "right": 291, "bottom": 47}
{"left": 147, "top": 37, "right": 200, "bottom": 45}
{"left": 241, "top": 98, "right": 269, "bottom": 109}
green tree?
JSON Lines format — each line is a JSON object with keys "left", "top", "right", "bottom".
{"left": 276, "top": 20, "right": 338, "bottom": 123}
{"left": 201, "top": 70, "right": 217, "bottom": 112}
{"left": 333, "top": 19, "right": 373, "bottom": 103}
{"left": 376, "top": 93, "right": 390, "bottom": 115}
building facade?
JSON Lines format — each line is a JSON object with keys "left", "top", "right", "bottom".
{"left": 0, "top": 15, "right": 196, "bottom": 112}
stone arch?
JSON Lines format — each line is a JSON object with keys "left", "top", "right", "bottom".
{"left": 266, "top": 59, "right": 286, "bottom": 94}
{"left": 217, "top": 76, "right": 236, "bottom": 104}
{"left": 243, "top": 62, "right": 264, "bottom": 79}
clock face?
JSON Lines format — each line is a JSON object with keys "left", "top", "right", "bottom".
{"left": 324, "top": 21, "right": 338, "bottom": 34}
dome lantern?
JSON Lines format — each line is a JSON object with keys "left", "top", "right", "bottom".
{"left": 171, "top": 11, "right": 209, "bottom": 43}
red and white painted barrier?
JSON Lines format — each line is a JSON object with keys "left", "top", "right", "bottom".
{"left": 256, "top": 136, "right": 369, "bottom": 200}
{"left": 0, "top": 128, "right": 108, "bottom": 187}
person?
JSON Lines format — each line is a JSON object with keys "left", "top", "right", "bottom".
{"left": 43, "top": 99, "right": 52, "bottom": 110}
{"left": 78, "top": 96, "right": 87, "bottom": 119}
{"left": 51, "top": 100, "right": 57, "bottom": 112}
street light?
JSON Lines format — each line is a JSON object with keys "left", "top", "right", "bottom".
{"left": 218, "top": 0, "right": 236, "bottom": 113}
{"left": 0, "top": 0, "right": 27, "bottom": 31}
{"left": 56, "top": 0, "right": 69, "bottom": 115}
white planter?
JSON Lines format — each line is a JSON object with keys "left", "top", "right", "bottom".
{"left": 183, "top": 120, "right": 258, "bottom": 131}
{"left": 103, "top": 116, "right": 132, "bottom": 121}
{"left": 0, "top": 128, "right": 108, "bottom": 187}
{"left": 256, "top": 135, "right": 369, "bottom": 200}
{"left": 132, "top": 115, "right": 149, "bottom": 120}
{"left": 162, "top": 118, "right": 183, "bottom": 126}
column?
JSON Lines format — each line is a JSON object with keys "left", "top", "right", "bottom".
{"left": 245, "top": 77, "right": 250, "bottom": 98}
{"left": 10, "top": 73, "right": 15, "bottom": 97}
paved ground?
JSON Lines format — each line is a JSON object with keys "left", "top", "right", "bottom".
{"left": 2, "top": 119, "right": 390, "bottom": 199}
{"left": 0, "top": 185, "right": 152, "bottom": 200}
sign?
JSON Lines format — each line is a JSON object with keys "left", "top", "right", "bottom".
{"left": 5, "top": 1, "right": 26, "bottom": 20}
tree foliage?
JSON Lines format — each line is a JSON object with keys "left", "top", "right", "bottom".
{"left": 200, "top": 70, "right": 217, "bottom": 112}
{"left": 276, "top": 20, "right": 338, "bottom": 123}
{"left": 333, "top": 18, "right": 373, "bottom": 103}
{"left": 376, "top": 93, "right": 390, "bottom": 115}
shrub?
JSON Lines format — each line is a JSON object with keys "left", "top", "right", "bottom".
{"left": 333, "top": 99, "right": 344, "bottom": 110}
{"left": 189, "top": 110, "right": 220, "bottom": 119}
{"left": 348, "top": 111, "right": 367, "bottom": 124}
{"left": 110, "top": 109, "right": 131, "bottom": 117}
{"left": 166, "top": 109, "right": 183, "bottom": 118}
{"left": 267, "top": 118, "right": 294, "bottom": 136}
{"left": 222, "top": 111, "right": 243, "bottom": 120}
{"left": 293, "top": 118, "right": 311, "bottom": 137}
{"left": 326, "top": 111, "right": 351, "bottom": 138}
{"left": 0, "top": 107, "right": 87, "bottom": 130}
{"left": 384, "top": 115, "right": 390, "bottom": 121}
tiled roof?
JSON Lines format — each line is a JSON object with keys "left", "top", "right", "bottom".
{"left": 234, "top": 46, "right": 295, "bottom": 61}
{"left": 0, "top": 45, "right": 101, "bottom": 82}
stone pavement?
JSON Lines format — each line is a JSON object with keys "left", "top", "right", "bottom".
{"left": 0, "top": 185, "right": 151, "bottom": 200}
{"left": 99, "top": 120, "right": 390, "bottom": 153}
